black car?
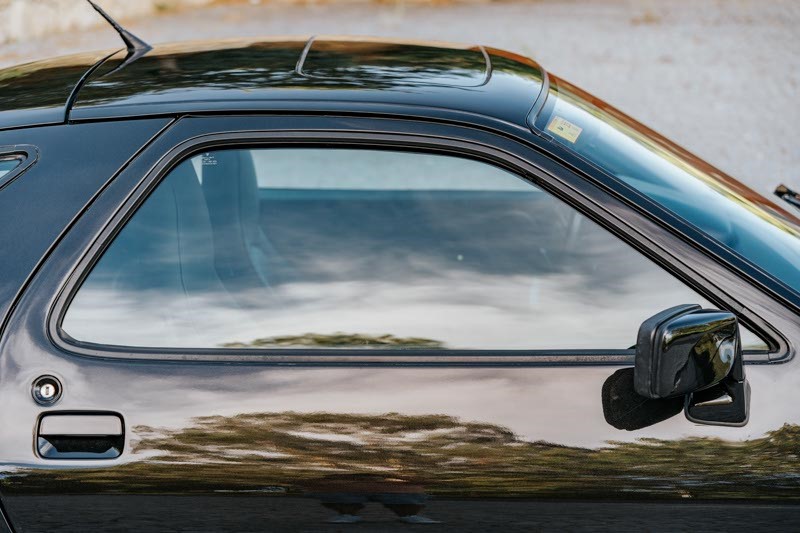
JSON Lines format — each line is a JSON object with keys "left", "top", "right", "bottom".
{"left": 1, "top": 12, "right": 799, "bottom": 533}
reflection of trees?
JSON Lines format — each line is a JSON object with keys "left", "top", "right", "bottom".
{"left": 302, "top": 41, "right": 486, "bottom": 86}
{"left": 76, "top": 39, "right": 544, "bottom": 107}
{"left": 80, "top": 42, "right": 303, "bottom": 105}
{"left": 4, "top": 412, "right": 800, "bottom": 500}
{"left": 221, "top": 332, "right": 445, "bottom": 349}
{"left": 691, "top": 329, "right": 735, "bottom": 382}
{"left": 1, "top": 38, "right": 546, "bottom": 117}
{"left": 79, "top": 40, "right": 490, "bottom": 107}
{"left": 0, "top": 52, "right": 108, "bottom": 111}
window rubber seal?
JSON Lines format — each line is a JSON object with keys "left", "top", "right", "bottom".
{"left": 46, "top": 125, "right": 791, "bottom": 366}
{"left": 0, "top": 145, "right": 38, "bottom": 193}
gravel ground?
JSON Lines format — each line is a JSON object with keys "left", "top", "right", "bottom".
{"left": 1, "top": 0, "right": 798, "bottom": 198}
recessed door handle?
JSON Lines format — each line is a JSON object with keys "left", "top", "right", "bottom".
{"left": 37, "top": 413, "right": 124, "bottom": 460}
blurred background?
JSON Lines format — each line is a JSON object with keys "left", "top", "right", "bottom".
{"left": 0, "top": 0, "right": 797, "bottom": 198}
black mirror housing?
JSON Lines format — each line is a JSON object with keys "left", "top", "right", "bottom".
{"left": 601, "top": 304, "right": 749, "bottom": 430}
{"left": 634, "top": 304, "right": 739, "bottom": 399}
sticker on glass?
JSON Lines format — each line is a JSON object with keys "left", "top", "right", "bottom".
{"left": 546, "top": 116, "right": 583, "bottom": 143}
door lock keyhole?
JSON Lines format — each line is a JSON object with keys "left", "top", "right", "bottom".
{"left": 32, "top": 375, "right": 62, "bottom": 405}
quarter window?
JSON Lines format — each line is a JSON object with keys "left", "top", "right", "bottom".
{"left": 0, "top": 153, "right": 24, "bottom": 180}
{"left": 62, "top": 148, "right": 766, "bottom": 351}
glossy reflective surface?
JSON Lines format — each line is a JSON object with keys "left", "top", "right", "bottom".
{"left": 7, "top": 405, "right": 800, "bottom": 499}
{"left": 0, "top": 155, "right": 22, "bottom": 180}
{"left": 0, "top": 119, "right": 171, "bottom": 327}
{"left": 634, "top": 306, "right": 738, "bottom": 399}
{"left": 301, "top": 39, "right": 489, "bottom": 87}
{"left": 686, "top": 378, "right": 750, "bottom": 426}
{"left": 0, "top": 107, "right": 797, "bottom": 531}
{"left": 63, "top": 148, "right": 747, "bottom": 351}
{"left": 2, "top": 363, "right": 800, "bottom": 531}
{"left": 71, "top": 38, "right": 545, "bottom": 126}
{"left": 533, "top": 76, "right": 800, "bottom": 295}
{"left": 0, "top": 50, "right": 113, "bottom": 130}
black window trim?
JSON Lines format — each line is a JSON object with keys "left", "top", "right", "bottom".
{"left": 0, "top": 144, "right": 38, "bottom": 192}
{"left": 47, "top": 123, "right": 790, "bottom": 365}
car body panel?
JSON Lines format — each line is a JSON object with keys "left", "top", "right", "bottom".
{"left": 0, "top": 119, "right": 173, "bottom": 329}
{"left": 2, "top": 365, "right": 800, "bottom": 531}
{"left": 69, "top": 37, "right": 545, "bottom": 129}
{"left": 0, "top": 115, "right": 798, "bottom": 531}
{"left": 0, "top": 50, "right": 116, "bottom": 131}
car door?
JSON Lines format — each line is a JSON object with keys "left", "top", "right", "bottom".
{"left": 1, "top": 115, "right": 798, "bottom": 532}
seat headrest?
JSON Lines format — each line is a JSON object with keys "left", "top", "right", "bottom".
{"left": 91, "top": 159, "right": 223, "bottom": 297}
{"left": 201, "top": 150, "right": 274, "bottom": 290}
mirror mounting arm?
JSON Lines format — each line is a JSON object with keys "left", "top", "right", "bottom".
{"left": 685, "top": 348, "right": 750, "bottom": 427}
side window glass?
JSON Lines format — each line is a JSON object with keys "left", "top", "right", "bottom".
{"left": 0, "top": 153, "right": 24, "bottom": 180}
{"left": 62, "top": 148, "right": 768, "bottom": 351}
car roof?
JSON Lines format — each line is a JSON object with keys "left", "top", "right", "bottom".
{"left": 0, "top": 49, "right": 116, "bottom": 131}
{"left": 0, "top": 37, "right": 547, "bottom": 131}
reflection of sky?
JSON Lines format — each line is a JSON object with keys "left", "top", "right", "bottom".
{"left": 0, "top": 157, "right": 22, "bottom": 179}
{"left": 63, "top": 204, "right": 719, "bottom": 349}
{"left": 246, "top": 148, "right": 534, "bottom": 191}
{"left": 64, "top": 268, "right": 711, "bottom": 350}
{"left": 540, "top": 78, "right": 800, "bottom": 293}
{"left": 64, "top": 145, "right": 766, "bottom": 350}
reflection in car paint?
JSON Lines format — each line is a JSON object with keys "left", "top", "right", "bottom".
{"left": 4, "top": 410, "right": 800, "bottom": 502}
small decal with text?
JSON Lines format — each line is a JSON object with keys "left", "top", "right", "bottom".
{"left": 546, "top": 116, "right": 583, "bottom": 143}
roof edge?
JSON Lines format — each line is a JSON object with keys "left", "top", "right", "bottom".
{"left": 65, "top": 49, "right": 122, "bottom": 123}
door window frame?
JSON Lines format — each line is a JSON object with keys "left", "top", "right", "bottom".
{"left": 43, "top": 116, "right": 791, "bottom": 364}
{"left": 0, "top": 144, "right": 37, "bottom": 192}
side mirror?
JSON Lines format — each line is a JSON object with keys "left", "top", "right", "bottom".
{"left": 634, "top": 304, "right": 738, "bottom": 399}
{"left": 602, "top": 304, "right": 750, "bottom": 431}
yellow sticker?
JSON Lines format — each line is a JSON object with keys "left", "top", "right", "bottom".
{"left": 546, "top": 116, "right": 583, "bottom": 143}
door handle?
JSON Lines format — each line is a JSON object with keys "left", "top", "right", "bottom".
{"left": 37, "top": 413, "right": 124, "bottom": 459}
